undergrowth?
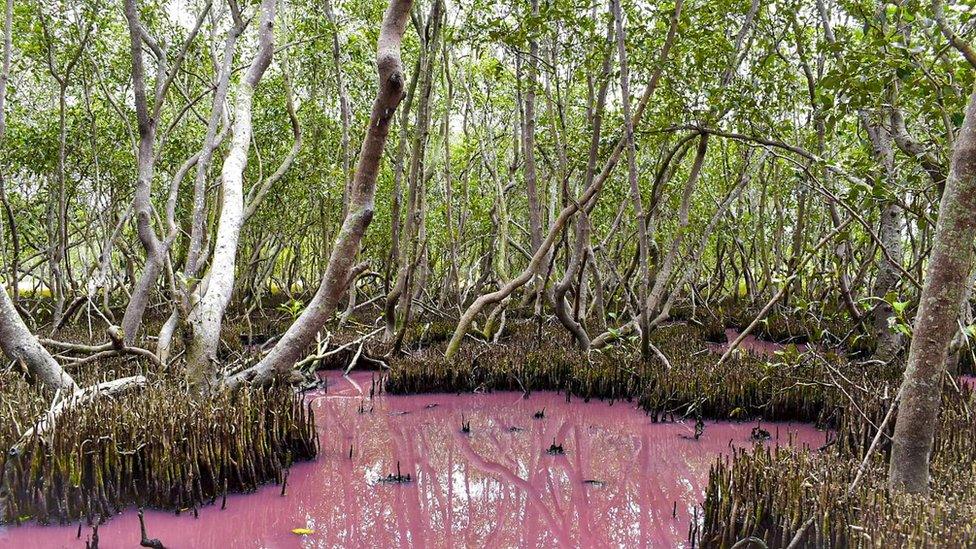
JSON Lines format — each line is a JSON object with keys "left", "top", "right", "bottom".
{"left": 698, "top": 380, "right": 975, "bottom": 548}
{"left": 0, "top": 365, "right": 318, "bottom": 525}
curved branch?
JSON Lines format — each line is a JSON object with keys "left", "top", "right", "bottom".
{"left": 244, "top": 72, "right": 302, "bottom": 222}
{"left": 932, "top": 0, "right": 976, "bottom": 69}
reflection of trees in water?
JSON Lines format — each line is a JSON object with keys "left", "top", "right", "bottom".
{"left": 296, "top": 376, "right": 817, "bottom": 547}
{"left": 0, "top": 376, "right": 818, "bottom": 547}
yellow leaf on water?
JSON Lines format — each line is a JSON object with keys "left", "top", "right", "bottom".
{"left": 292, "top": 528, "right": 315, "bottom": 535}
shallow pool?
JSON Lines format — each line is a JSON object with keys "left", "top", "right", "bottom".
{"left": 1, "top": 371, "right": 825, "bottom": 548}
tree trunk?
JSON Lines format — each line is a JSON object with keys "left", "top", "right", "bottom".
{"left": 439, "top": 43, "right": 460, "bottom": 305}
{"left": 385, "top": 56, "right": 421, "bottom": 294}
{"left": 552, "top": 11, "right": 613, "bottom": 350}
{"left": 888, "top": 85, "right": 976, "bottom": 494}
{"left": 0, "top": 0, "right": 16, "bottom": 307}
{"left": 444, "top": 0, "right": 683, "bottom": 360}
{"left": 184, "top": 16, "right": 243, "bottom": 282}
{"left": 121, "top": 0, "right": 166, "bottom": 345}
{"left": 865, "top": 118, "right": 905, "bottom": 360}
{"left": 326, "top": 0, "right": 353, "bottom": 208}
{"left": 523, "top": 0, "right": 545, "bottom": 286}
{"left": 120, "top": 0, "right": 209, "bottom": 345}
{"left": 611, "top": 0, "right": 652, "bottom": 358}
{"left": 0, "top": 0, "right": 75, "bottom": 393}
{"left": 229, "top": 0, "right": 414, "bottom": 388}
{"left": 384, "top": 0, "right": 442, "bottom": 341}
{"left": 185, "top": 0, "right": 277, "bottom": 393}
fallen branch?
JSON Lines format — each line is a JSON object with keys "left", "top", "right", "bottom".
{"left": 295, "top": 327, "right": 382, "bottom": 371}
{"left": 647, "top": 340, "right": 672, "bottom": 370}
{"left": 41, "top": 338, "right": 162, "bottom": 369}
{"left": 39, "top": 326, "right": 162, "bottom": 368}
{"left": 344, "top": 338, "right": 366, "bottom": 375}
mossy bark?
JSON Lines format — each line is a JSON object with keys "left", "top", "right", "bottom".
{"left": 889, "top": 86, "right": 976, "bottom": 493}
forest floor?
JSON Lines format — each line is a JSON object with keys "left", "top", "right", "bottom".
{"left": 1, "top": 302, "right": 974, "bottom": 547}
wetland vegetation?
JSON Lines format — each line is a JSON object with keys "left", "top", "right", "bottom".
{"left": 1, "top": 0, "right": 976, "bottom": 546}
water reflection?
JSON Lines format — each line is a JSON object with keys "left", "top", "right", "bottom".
{"left": 1, "top": 371, "right": 824, "bottom": 548}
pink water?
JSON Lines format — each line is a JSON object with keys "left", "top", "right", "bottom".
{"left": 1, "top": 371, "right": 824, "bottom": 548}
{"left": 707, "top": 328, "right": 809, "bottom": 356}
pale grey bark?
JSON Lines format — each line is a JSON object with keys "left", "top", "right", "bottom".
{"left": 446, "top": 0, "right": 682, "bottom": 359}
{"left": 0, "top": 293, "right": 66, "bottom": 394}
{"left": 155, "top": 143, "right": 216, "bottom": 362}
{"left": 552, "top": 13, "right": 613, "bottom": 350}
{"left": 185, "top": 8, "right": 244, "bottom": 281}
{"left": 445, "top": 0, "right": 683, "bottom": 361}
{"left": 0, "top": 0, "right": 15, "bottom": 305}
{"left": 385, "top": 56, "right": 421, "bottom": 292}
{"left": 611, "top": 0, "right": 652, "bottom": 358}
{"left": 229, "top": 0, "right": 415, "bottom": 388}
{"left": 585, "top": 0, "right": 754, "bottom": 351}
{"left": 325, "top": 0, "right": 353, "bottom": 207}
{"left": 243, "top": 73, "right": 302, "bottom": 222}
{"left": 0, "top": 1, "right": 76, "bottom": 392}
{"left": 554, "top": 210, "right": 593, "bottom": 349}
{"left": 438, "top": 43, "right": 460, "bottom": 305}
{"left": 864, "top": 117, "right": 906, "bottom": 360}
{"left": 328, "top": 3, "right": 360, "bottom": 322}
{"left": 648, "top": 138, "right": 707, "bottom": 320}
{"left": 890, "top": 105, "right": 945, "bottom": 190}
{"left": 818, "top": 0, "right": 908, "bottom": 359}
{"left": 384, "top": 0, "right": 442, "bottom": 341}
{"left": 523, "top": 0, "right": 544, "bottom": 283}
{"left": 590, "top": 147, "right": 753, "bottom": 350}
{"left": 932, "top": 0, "right": 976, "bottom": 67}
{"left": 186, "top": 0, "right": 277, "bottom": 393}
{"left": 38, "top": 10, "right": 92, "bottom": 328}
